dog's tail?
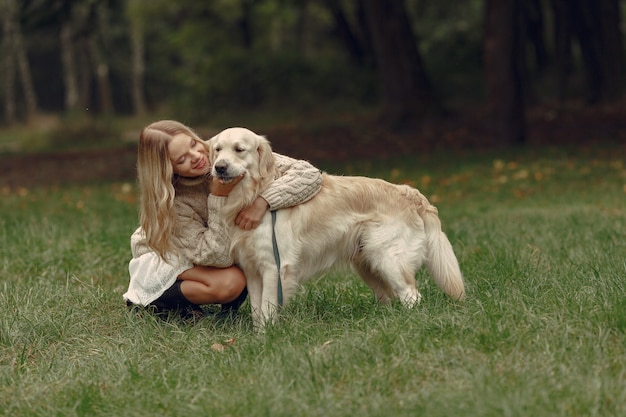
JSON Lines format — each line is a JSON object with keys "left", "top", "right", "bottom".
{"left": 417, "top": 192, "right": 466, "bottom": 301}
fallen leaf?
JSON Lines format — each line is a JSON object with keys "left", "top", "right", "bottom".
{"left": 211, "top": 343, "right": 225, "bottom": 352}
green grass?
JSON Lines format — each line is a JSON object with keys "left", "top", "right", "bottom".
{"left": 1, "top": 144, "right": 625, "bottom": 416}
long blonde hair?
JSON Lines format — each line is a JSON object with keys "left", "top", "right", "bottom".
{"left": 137, "top": 120, "right": 207, "bottom": 260}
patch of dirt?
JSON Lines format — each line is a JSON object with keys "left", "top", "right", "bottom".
{"left": 1, "top": 146, "right": 139, "bottom": 189}
{"left": 1, "top": 102, "right": 624, "bottom": 189}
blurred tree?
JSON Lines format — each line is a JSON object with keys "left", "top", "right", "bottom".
{"left": 23, "top": 0, "right": 122, "bottom": 114}
{"left": 126, "top": 0, "right": 147, "bottom": 116}
{"left": 523, "top": 0, "right": 549, "bottom": 74}
{"left": 1, "top": 0, "right": 39, "bottom": 124}
{"left": 520, "top": 0, "right": 547, "bottom": 104}
{"left": 550, "top": 0, "right": 624, "bottom": 103}
{"left": 484, "top": 0, "right": 526, "bottom": 145}
{"left": 550, "top": 0, "right": 573, "bottom": 102}
{"left": 59, "top": 11, "right": 79, "bottom": 112}
{"left": 362, "top": 0, "right": 442, "bottom": 126}
{"left": 90, "top": 1, "right": 115, "bottom": 115}
{"left": 322, "top": 0, "right": 372, "bottom": 67}
{"left": 2, "top": 0, "right": 17, "bottom": 124}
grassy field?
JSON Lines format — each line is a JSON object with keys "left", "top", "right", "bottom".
{"left": 1, "top": 143, "right": 625, "bottom": 416}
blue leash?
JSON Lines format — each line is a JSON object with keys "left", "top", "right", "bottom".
{"left": 270, "top": 210, "right": 284, "bottom": 307}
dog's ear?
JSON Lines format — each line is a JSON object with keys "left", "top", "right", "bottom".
{"left": 257, "top": 135, "right": 275, "bottom": 178}
{"left": 205, "top": 136, "right": 218, "bottom": 164}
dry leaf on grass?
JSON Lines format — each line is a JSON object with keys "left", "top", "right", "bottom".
{"left": 211, "top": 338, "right": 237, "bottom": 353}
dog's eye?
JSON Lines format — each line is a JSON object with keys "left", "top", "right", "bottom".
{"left": 235, "top": 147, "right": 245, "bottom": 153}
{"left": 214, "top": 147, "right": 221, "bottom": 153}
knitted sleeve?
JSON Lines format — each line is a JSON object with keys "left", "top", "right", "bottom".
{"left": 171, "top": 193, "right": 234, "bottom": 267}
{"left": 260, "top": 153, "right": 323, "bottom": 210}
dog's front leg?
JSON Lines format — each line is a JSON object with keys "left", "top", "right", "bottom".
{"left": 254, "top": 266, "right": 282, "bottom": 329}
{"left": 245, "top": 272, "right": 265, "bottom": 330}
{"left": 246, "top": 269, "right": 279, "bottom": 330}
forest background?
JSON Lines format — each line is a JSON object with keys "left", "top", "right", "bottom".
{"left": 1, "top": 2, "right": 625, "bottom": 415}
{"left": 0, "top": 0, "right": 625, "bottom": 185}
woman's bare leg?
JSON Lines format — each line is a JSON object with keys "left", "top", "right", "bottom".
{"left": 177, "top": 265, "right": 246, "bottom": 305}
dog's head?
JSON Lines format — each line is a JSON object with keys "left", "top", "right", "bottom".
{"left": 208, "top": 127, "right": 275, "bottom": 185}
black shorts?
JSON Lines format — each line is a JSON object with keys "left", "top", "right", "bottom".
{"left": 152, "top": 280, "right": 197, "bottom": 311}
{"left": 127, "top": 281, "right": 198, "bottom": 314}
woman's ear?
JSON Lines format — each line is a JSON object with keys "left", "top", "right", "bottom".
{"left": 257, "top": 135, "right": 275, "bottom": 179}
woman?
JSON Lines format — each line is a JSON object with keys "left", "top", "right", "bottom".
{"left": 123, "top": 120, "right": 322, "bottom": 319}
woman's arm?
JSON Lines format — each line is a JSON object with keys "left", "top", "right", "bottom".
{"left": 260, "top": 153, "right": 323, "bottom": 210}
{"left": 234, "top": 153, "right": 322, "bottom": 229}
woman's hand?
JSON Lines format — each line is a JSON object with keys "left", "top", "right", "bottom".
{"left": 210, "top": 174, "right": 244, "bottom": 196}
{"left": 235, "top": 196, "right": 269, "bottom": 230}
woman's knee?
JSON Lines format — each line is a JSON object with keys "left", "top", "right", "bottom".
{"left": 222, "top": 267, "right": 246, "bottom": 301}
{"left": 208, "top": 267, "right": 246, "bottom": 303}
{"left": 179, "top": 265, "right": 246, "bottom": 304}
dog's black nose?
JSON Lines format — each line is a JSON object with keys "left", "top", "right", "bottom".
{"left": 214, "top": 162, "right": 228, "bottom": 174}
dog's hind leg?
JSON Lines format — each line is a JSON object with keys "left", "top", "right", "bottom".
{"left": 352, "top": 257, "right": 421, "bottom": 307}
{"left": 352, "top": 261, "right": 392, "bottom": 304}
{"left": 386, "top": 269, "right": 421, "bottom": 307}
{"left": 354, "top": 224, "right": 423, "bottom": 307}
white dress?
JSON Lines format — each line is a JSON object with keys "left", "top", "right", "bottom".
{"left": 123, "top": 227, "right": 194, "bottom": 305}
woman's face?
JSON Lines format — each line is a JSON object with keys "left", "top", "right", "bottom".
{"left": 167, "top": 133, "right": 210, "bottom": 177}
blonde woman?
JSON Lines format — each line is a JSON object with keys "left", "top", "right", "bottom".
{"left": 123, "top": 120, "right": 322, "bottom": 319}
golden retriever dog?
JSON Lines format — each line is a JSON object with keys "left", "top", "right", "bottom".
{"left": 209, "top": 127, "right": 465, "bottom": 329}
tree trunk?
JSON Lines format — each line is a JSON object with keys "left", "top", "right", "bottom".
{"left": 130, "top": 24, "right": 147, "bottom": 116}
{"left": 569, "top": 0, "right": 624, "bottom": 103}
{"left": 14, "top": 49, "right": 35, "bottom": 120}
{"left": 91, "top": 2, "right": 114, "bottom": 114}
{"left": 89, "top": 35, "right": 114, "bottom": 114}
{"left": 362, "top": 0, "right": 441, "bottom": 127}
{"left": 522, "top": 0, "right": 548, "bottom": 72}
{"left": 237, "top": 0, "right": 254, "bottom": 49}
{"left": 550, "top": 0, "right": 573, "bottom": 102}
{"left": 127, "top": 0, "right": 147, "bottom": 116}
{"left": 484, "top": 0, "right": 526, "bottom": 146}
{"left": 2, "top": 0, "right": 38, "bottom": 123}
{"left": 12, "top": 14, "right": 38, "bottom": 119}
{"left": 77, "top": 40, "right": 92, "bottom": 110}
{"left": 355, "top": 0, "right": 374, "bottom": 63}
{"left": 323, "top": 0, "right": 368, "bottom": 66}
{"left": 548, "top": 0, "right": 623, "bottom": 103}
{"left": 569, "top": 0, "right": 603, "bottom": 103}
{"left": 597, "top": 0, "right": 623, "bottom": 97}
{"left": 60, "top": 20, "right": 80, "bottom": 111}
{"left": 2, "top": 0, "right": 17, "bottom": 124}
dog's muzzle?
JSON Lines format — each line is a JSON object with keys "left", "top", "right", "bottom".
{"left": 213, "top": 160, "right": 235, "bottom": 183}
